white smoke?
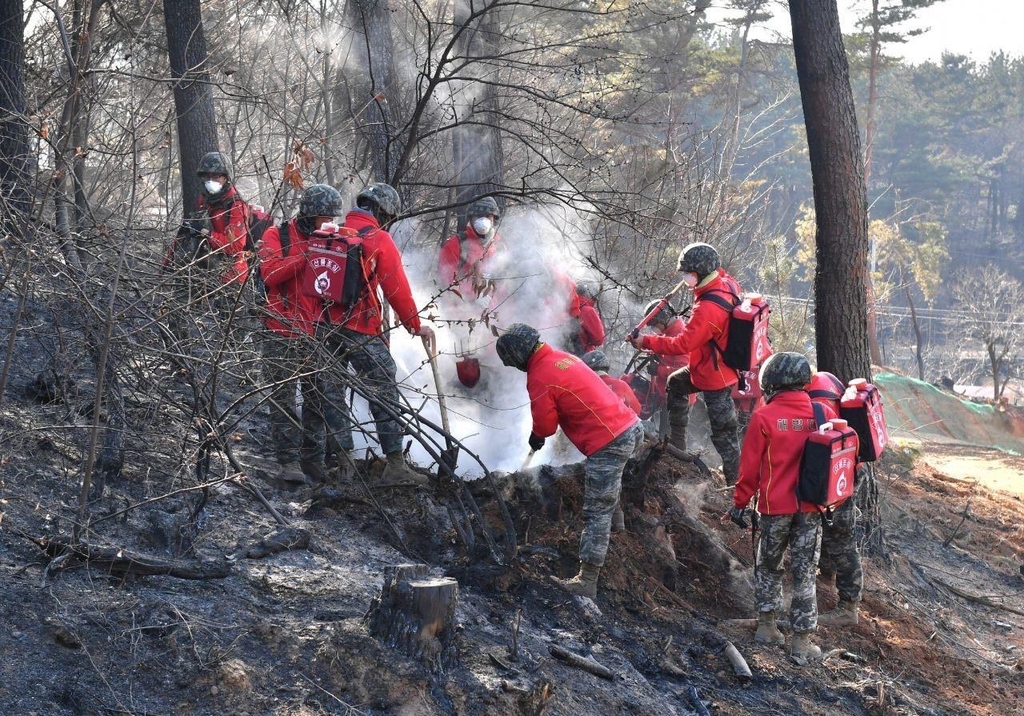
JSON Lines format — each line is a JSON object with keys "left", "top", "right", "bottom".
{"left": 346, "top": 203, "right": 607, "bottom": 476}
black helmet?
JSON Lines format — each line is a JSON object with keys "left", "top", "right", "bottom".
{"left": 468, "top": 196, "right": 501, "bottom": 220}
{"left": 300, "top": 183, "right": 343, "bottom": 218}
{"left": 677, "top": 242, "right": 720, "bottom": 279}
{"left": 197, "top": 151, "right": 232, "bottom": 179}
{"left": 759, "top": 352, "right": 812, "bottom": 400}
{"left": 582, "top": 350, "right": 610, "bottom": 372}
{"left": 643, "top": 299, "right": 675, "bottom": 327}
{"left": 356, "top": 182, "right": 402, "bottom": 221}
{"left": 495, "top": 323, "right": 541, "bottom": 371}
{"left": 298, "top": 184, "right": 342, "bottom": 234}
{"left": 575, "top": 281, "right": 597, "bottom": 300}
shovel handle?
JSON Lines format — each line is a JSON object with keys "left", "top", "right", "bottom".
{"left": 520, "top": 449, "right": 536, "bottom": 471}
{"left": 422, "top": 335, "right": 452, "bottom": 437}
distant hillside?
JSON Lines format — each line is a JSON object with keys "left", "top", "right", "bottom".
{"left": 875, "top": 372, "right": 1024, "bottom": 453}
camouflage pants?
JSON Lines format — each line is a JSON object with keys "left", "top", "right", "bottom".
{"left": 580, "top": 422, "right": 642, "bottom": 567}
{"left": 314, "top": 326, "right": 404, "bottom": 456}
{"left": 258, "top": 331, "right": 318, "bottom": 465}
{"left": 820, "top": 466, "right": 866, "bottom": 603}
{"left": 666, "top": 368, "right": 740, "bottom": 483}
{"left": 756, "top": 512, "right": 822, "bottom": 633}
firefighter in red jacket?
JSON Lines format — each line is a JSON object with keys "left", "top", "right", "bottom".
{"left": 568, "top": 282, "right": 606, "bottom": 355}
{"left": 312, "top": 183, "right": 435, "bottom": 487}
{"left": 437, "top": 197, "right": 502, "bottom": 301}
{"left": 196, "top": 151, "right": 252, "bottom": 286}
{"left": 497, "top": 324, "right": 642, "bottom": 598}
{"left": 806, "top": 370, "right": 864, "bottom": 628}
{"left": 582, "top": 350, "right": 642, "bottom": 416}
{"left": 627, "top": 243, "right": 741, "bottom": 484}
{"left": 731, "top": 352, "right": 835, "bottom": 665}
{"left": 255, "top": 185, "right": 330, "bottom": 489}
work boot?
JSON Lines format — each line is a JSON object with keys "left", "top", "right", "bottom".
{"left": 328, "top": 451, "right": 356, "bottom": 484}
{"left": 817, "top": 600, "right": 860, "bottom": 627}
{"left": 553, "top": 562, "right": 601, "bottom": 599}
{"left": 668, "top": 423, "right": 688, "bottom": 453}
{"left": 611, "top": 505, "right": 625, "bottom": 533}
{"left": 275, "top": 461, "right": 310, "bottom": 491}
{"left": 790, "top": 631, "right": 823, "bottom": 665}
{"left": 379, "top": 453, "right": 429, "bottom": 488}
{"left": 755, "top": 610, "right": 786, "bottom": 645}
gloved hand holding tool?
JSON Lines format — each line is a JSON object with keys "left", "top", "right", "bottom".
{"left": 625, "top": 277, "right": 690, "bottom": 348}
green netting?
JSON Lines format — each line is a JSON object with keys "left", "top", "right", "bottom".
{"left": 872, "top": 372, "right": 1024, "bottom": 453}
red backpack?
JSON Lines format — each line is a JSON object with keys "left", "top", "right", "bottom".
{"left": 702, "top": 291, "right": 772, "bottom": 373}
{"left": 300, "top": 223, "right": 372, "bottom": 306}
{"left": 799, "top": 403, "right": 859, "bottom": 511}
{"left": 839, "top": 379, "right": 889, "bottom": 462}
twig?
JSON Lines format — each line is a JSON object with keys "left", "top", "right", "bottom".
{"left": 942, "top": 491, "right": 973, "bottom": 548}
{"left": 549, "top": 644, "right": 616, "bottom": 680}
{"left": 510, "top": 608, "right": 522, "bottom": 661}
{"left": 297, "top": 672, "right": 367, "bottom": 715}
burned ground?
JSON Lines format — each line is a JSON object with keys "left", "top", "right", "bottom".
{"left": 1, "top": 294, "right": 1023, "bottom": 714}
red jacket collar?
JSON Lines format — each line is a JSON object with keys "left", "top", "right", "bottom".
{"left": 693, "top": 269, "right": 732, "bottom": 298}
{"left": 527, "top": 342, "right": 551, "bottom": 371}
{"left": 766, "top": 389, "right": 814, "bottom": 408}
{"left": 344, "top": 209, "right": 381, "bottom": 232}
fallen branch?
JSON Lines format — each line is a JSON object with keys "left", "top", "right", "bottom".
{"left": 942, "top": 491, "right": 973, "bottom": 548}
{"left": 35, "top": 538, "right": 231, "bottom": 580}
{"left": 723, "top": 641, "right": 752, "bottom": 679}
{"left": 916, "top": 564, "right": 1024, "bottom": 617}
{"left": 549, "top": 644, "right": 616, "bottom": 680}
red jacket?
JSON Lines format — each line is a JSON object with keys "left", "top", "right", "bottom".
{"left": 437, "top": 227, "right": 500, "bottom": 298}
{"left": 314, "top": 210, "right": 422, "bottom": 335}
{"left": 733, "top": 390, "right": 837, "bottom": 515}
{"left": 527, "top": 344, "right": 639, "bottom": 456}
{"left": 573, "top": 294, "right": 606, "bottom": 353}
{"left": 258, "top": 220, "right": 320, "bottom": 338}
{"left": 640, "top": 269, "right": 740, "bottom": 391}
{"left": 199, "top": 186, "right": 251, "bottom": 284}
{"left": 651, "top": 318, "right": 689, "bottom": 396}
{"left": 601, "top": 374, "right": 642, "bottom": 416}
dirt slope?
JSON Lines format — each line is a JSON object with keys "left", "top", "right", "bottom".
{"left": 1, "top": 368, "right": 1023, "bottom": 714}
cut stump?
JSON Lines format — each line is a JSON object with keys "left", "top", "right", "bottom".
{"left": 366, "top": 564, "right": 459, "bottom": 672}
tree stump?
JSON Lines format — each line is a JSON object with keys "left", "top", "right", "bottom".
{"left": 366, "top": 564, "right": 459, "bottom": 672}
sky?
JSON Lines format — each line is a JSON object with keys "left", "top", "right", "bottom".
{"left": 708, "top": 0, "right": 1024, "bottom": 65}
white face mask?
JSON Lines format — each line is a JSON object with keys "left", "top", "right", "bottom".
{"left": 681, "top": 272, "right": 699, "bottom": 288}
{"left": 204, "top": 180, "right": 224, "bottom": 195}
{"left": 471, "top": 217, "right": 493, "bottom": 236}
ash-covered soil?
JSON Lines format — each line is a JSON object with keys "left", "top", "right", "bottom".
{"left": 1, "top": 293, "right": 1023, "bottom": 715}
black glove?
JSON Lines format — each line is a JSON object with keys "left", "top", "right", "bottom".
{"left": 727, "top": 506, "right": 749, "bottom": 529}
{"left": 528, "top": 432, "right": 545, "bottom": 451}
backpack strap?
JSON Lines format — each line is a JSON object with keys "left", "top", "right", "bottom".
{"left": 700, "top": 290, "right": 739, "bottom": 366}
{"left": 278, "top": 220, "right": 292, "bottom": 256}
{"left": 811, "top": 400, "right": 826, "bottom": 429}
{"left": 806, "top": 400, "right": 835, "bottom": 522}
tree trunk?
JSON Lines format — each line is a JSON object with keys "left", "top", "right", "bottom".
{"left": 163, "top": 0, "right": 219, "bottom": 222}
{"left": 451, "top": 1, "right": 505, "bottom": 225}
{"left": 905, "top": 286, "right": 925, "bottom": 381}
{"left": 346, "top": 0, "right": 403, "bottom": 183}
{"left": 788, "top": 0, "right": 871, "bottom": 384}
{"left": 0, "top": 0, "right": 30, "bottom": 223}
{"left": 365, "top": 564, "right": 459, "bottom": 672}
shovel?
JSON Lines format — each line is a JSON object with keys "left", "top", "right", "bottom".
{"left": 422, "top": 334, "right": 459, "bottom": 474}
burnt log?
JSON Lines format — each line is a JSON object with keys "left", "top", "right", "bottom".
{"left": 37, "top": 538, "right": 230, "bottom": 580}
{"left": 366, "top": 564, "right": 459, "bottom": 672}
